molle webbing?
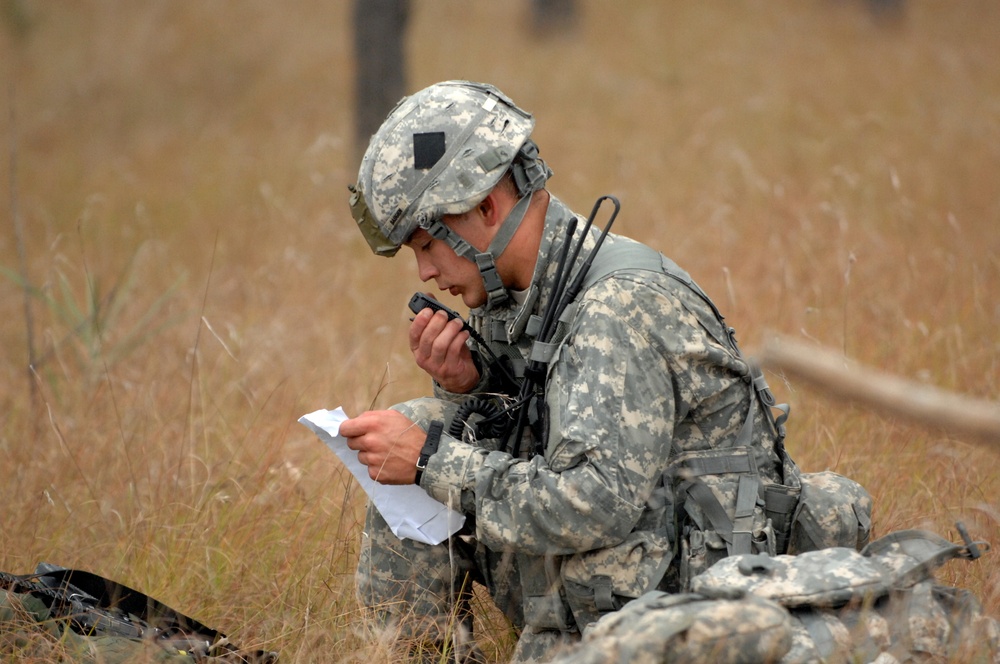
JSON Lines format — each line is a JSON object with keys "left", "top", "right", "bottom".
{"left": 668, "top": 447, "right": 762, "bottom": 556}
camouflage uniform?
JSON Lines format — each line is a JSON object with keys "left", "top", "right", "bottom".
{"left": 358, "top": 194, "right": 791, "bottom": 662}
{"left": 348, "top": 79, "right": 826, "bottom": 662}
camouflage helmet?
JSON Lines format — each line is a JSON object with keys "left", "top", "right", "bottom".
{"left": 351, "top": 80, "right": 545, "bottom": 257}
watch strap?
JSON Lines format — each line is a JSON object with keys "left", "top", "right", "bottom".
{"left": 414, "top": 420, "right": 444, "bottom": 486}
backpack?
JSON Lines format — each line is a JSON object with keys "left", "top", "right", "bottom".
{"left": 695, "top": 527, "right": 1000, "bottom": 662}
{"left": 0, "top": 563, "right": 277, "bottom": 663}
{"left": 549, "top": 528, "right": 999, "bottom": 664}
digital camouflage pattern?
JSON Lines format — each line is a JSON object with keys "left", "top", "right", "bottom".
{"left": 357, "top": 397, "right": 518, "bottom": 664}
{"left": 358, "top": 194, "right": 797, "bottom": 662}
{"left": 787, "top": 470, "right": 873, "bottom": 554}
{"left": 546, "top": 591, "right": 793, "bottom": 664}
{"left": 691, "top": 546, "right": 885, "bottom": 608}
{"left": 356, "top": 80, "right": 536, "bottom": 247}
{"left": 549, "top": 529, "right": 1000, "bottom": 663}
{"left": 419, "top": 195, "right": 787, "bottom": 550}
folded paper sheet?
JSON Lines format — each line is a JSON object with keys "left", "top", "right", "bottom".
{"left": 298, "top": 408, "right": 466, "bottom": 545}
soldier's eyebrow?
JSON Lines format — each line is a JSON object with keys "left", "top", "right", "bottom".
{"left": 403, "top": 229, "right": 432, "bottom": 247}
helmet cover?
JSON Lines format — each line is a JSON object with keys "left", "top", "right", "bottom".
{"left": 354, "top": 80, "right": 536, "bottom": 250}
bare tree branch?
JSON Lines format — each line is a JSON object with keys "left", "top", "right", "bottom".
{"left": 754, "top": 336, "right": 1000, "bottom": 451}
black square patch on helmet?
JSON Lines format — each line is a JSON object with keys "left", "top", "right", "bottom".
{"left": 413, "top": 132, "right": 446, "bottom": 170}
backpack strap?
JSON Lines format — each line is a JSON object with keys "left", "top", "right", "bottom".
{"left": 667, "top": 447, "right": 762, "bottom": 556}
{"left": 558, "top": 234, "right": 790, "bottom": 445}
{"left": 861, "top": 528, "right": 990, "bottom": 589}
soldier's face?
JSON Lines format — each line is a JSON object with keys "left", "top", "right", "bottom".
{"left": 406, "top": 222, "right": 489, "bottom": 308}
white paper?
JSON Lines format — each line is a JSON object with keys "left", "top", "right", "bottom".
{"left": 298, "top": 407, "right": 465, "bottom": 545}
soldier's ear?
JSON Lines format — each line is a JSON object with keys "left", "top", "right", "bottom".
{"left": 477, "top": 189, "right": 508, "bottom": 229}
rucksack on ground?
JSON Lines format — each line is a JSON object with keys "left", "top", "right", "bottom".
{"left": 549, "top": 527, "right": 999, "bottom": 664}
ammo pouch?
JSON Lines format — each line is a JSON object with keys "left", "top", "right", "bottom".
{"left": 668, "top": 446, "right": 799, "bottom": 592}
{"left": 561, "top": 531, "right": 672, "bottom": 629}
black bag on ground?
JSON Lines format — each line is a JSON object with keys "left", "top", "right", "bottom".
{"left": 1, "top": 562, "right": 276, "bottom": 663}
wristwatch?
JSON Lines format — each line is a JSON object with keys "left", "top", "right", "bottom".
{"left": 414, "top": 420, "right": 444, "bottom": 486}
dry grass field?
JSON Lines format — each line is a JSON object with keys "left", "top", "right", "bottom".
{"left": 1, "top": 1, "right": 998, "bottom": 661}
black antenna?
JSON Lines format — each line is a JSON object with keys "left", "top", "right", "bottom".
{"left": 502, "top": 216, "right": 577, "bottom": 455}
{"left": 534, "top": 216, "right": 579, "bottom": 357}
{"left": 553, "top": 196, "right": 620, "bottom": 324}
{"left": 505, "top": 195, "right": 621, "bottom": 457}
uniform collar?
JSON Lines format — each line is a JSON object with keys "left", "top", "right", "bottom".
{"left": 471, "top": 194, "right": 584, "bottom": 344}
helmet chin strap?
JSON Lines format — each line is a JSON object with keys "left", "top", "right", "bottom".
{"left": 421, "top": 142, "right": 550, "bottom": 310}
{"left": 423, "top": 190, "right": 535, "bottom": 310}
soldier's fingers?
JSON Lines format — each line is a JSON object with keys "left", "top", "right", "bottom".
{"left": 408, "top": 308, "right": 435, "bottom": 350}
{"left": 428, "top": 317, "right": 465, "bottom": 364}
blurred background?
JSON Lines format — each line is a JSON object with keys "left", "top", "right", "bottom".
{"left": 1, "top": 1, "right": 997, "bottom": 660}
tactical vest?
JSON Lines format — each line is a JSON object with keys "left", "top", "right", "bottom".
{"left": 543, "top": 236, "right": 870, "bottom": 570}
{"left": 459, "top": 231, "right": 872, "bottom": 633}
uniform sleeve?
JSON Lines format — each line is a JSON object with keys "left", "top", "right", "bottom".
{"left": 421, "top": 280, "right": 681, "bottom": 555}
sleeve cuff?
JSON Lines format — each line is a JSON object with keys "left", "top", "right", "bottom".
{"left": 420, "top": 435, "right": 481, "bottom": 514}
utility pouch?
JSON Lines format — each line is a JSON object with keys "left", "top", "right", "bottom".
{"left": 788, "top": 470, "right": 873, "bottom": 554}
{"left": 764, "top": 482, "right": 801, "bottom": 556}
{"left": 518, "top": 554, "right": 575, "bottom": 632}
{"left": 561, "top": 531, "right": 672, "bottom": 630}
{"left": 764, "top": 443, "right": 803, "bottom": 555}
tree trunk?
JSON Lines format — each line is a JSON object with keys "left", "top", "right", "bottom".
{"left": 352, "top": 0, "right": 410, "bottom": 168}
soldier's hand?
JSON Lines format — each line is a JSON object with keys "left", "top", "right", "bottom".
{"left": 409, "top": 307, "right": 480, "bottom": 393}
{"left": 339, "top": 410, "right": 426, "bottom": 484}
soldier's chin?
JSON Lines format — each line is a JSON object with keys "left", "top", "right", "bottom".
{"left": 460, "top": 291, "right": 486, "bottom": 309}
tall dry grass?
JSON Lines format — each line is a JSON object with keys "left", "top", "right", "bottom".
{"left": 1, "top": 1, "right": 997, "bottom": 661}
